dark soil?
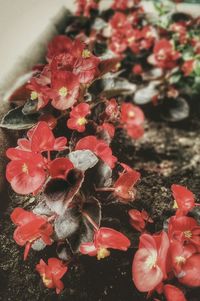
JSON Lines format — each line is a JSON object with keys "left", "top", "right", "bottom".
{"left": 1, "top": 117, "right": 200, "bottom": 301}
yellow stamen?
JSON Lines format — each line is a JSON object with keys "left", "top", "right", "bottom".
{"left": 175, "top": 256, "right": 186, "bottom": 265}
{"left": 59, "top": 87, "right": 68, "bottom": 97}
{"left": 173, "top": 200, "right": 178, "bottom": 209}
{"left": 42, "top": 274, "right": 51, "bottom": 286}
{"left": 97, "top": 248, "right": 110, "bottom": 260}
{"left": 128, "top": 110, "right": 135, "bottom": 118}
{"left": 22, "top": 163, "right": 28, "bottom": 174}
{"left": 82, "top": 49, "right": 91, "bottom": 59}
{"left": 128, "top": 37, "right": 135, "bottom": 43}
{"left": 184, "top": 231, "right": 192, "bottom": 239}
{"left": 30, "top": 91, "right": 38, "bottom": 100}
{"left": 145, "top": 254, "right": 156, "bottom": 269}
{"left": 146, "top": 31, "right": 153, "bottom": 38}
{"left": 77, "top": 117, "right": 87, "bottom": 126}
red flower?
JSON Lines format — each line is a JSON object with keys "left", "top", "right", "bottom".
{"left": 47, "top": 35, "right": 73, "bottom": 61}
{"left": 126, "top": 26, "right": 155, "bottom": 55}
{"left": 80, "top": 227, "right": 130, "bottom": 259}
{"left": 132, "top": 231, "right": 169, "bottom": 292}
{"left": 182, "top": 59, "right": 195, "bottom": 76}
{"left": 51, "top": 39, "right": 100, "bottom": 84}
{"left": 126, "top": 125, "right": 144, "bottom": 140}
{"left": 153, "top": 39, "right": 180, "bottom": 69}
{"left": 112, "top": 0, "right": 137, "bottom": 10}
{"left": 114, "top": 169, "right": 140, "bottom": 201}
{"left": 27, "top": 78, "right": 51, "bottom": 110}
{"left": 170, "top": 240, "right": 196, "bottom": 276}
{"left": 105, "top": 98, "right": 119, "bottom": 121}
{"left": 168, "top": 216, "right": 200, "bottom": 247}
{"left": 109, "top": 12, "right": 132, "bottom": 54}
{"left": 121, "top": 103, "right": 144, "bottom": 127}
{"left": 132, "top": 64, "right": 143, "bottom": 75}
{"left": 171, "top": 184, "right": 195, "bottom": 216}
{"left": 50, "top": 70, "right": 80, "bottom": 110}
{"left": 6, "top": 148, "right": 46, "bottom": 195}
{"left": 72, "top": 40, "right": 100, "bottom": 84}
{"left": 170, "top": 22, "right": 188, "bottom": 44}
{"left": 75, "top": 136, "right": 117, "bottom": 168}
{"left": 178, "top": 254, "right": 200, "bottom": 287}
{"left": 110, "top": 12, "right": 131, "bottom": 32}
{"left": 129, "top": 209, "right": 153, "bottom": 232}
{"left": 164, "top": 284, "right": 187, "bottom": 301}
{"left": 6, "top": 122, "right": 68, "bottom": 194}
{"left": 49, "top": 158, "right": 74, "bottom": 179}
{"left": 109, "top": 34, "right": 128, "bottom": 54}
{"left": 39, "top": 113, "right": 57, "bottom": 129}
{"left": 99, "top": 123, "right": 115, "bottom": 139}
{"left": 120, "top": 103, "right": 145, "bottom": 139}
{"left": 19, "top": 121, "right": 67, "bottom": 153}
{"left": 11, "top": 208, "right": 53, "bottom": 260}
{"left": 75, "top": 0, "right": 99, "bottom": 17}
{"left": 67, "top": 103, "right": 90, "bottom": 132}
{"left": 36, "top": 258, "right": 68, "bottom": 294}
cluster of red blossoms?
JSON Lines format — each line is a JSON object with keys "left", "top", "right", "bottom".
{"left": 3, "top": 0, "right": 200, "bottom": 299}
{"left": 27, "top": 35, "right": 100, "bottom": 110}
{"left": 107, "top": 11, "right": 156, "bottom": 55}
{"left": 6, "top": 121, "right": 68, "bottom": 194}
{"left": 132, "top": 185, "right": 200, "bottom": 301}
{"left": 75, "top": 0, "right": 100, "bottom": 17}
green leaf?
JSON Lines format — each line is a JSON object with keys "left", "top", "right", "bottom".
{"left": 169, "top": 74, "right": 181, "bottom": 84}
{"left": 194, "top": 61, "right": 200, "bottom": 77}
{"left": 89, "top": 77, "right": 136, "bottom": 98}
{"left": 0, "top": 106, "right": 39, "bottom": 130}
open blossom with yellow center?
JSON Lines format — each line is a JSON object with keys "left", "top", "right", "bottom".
{"left": 97, "top": 248, "right": 110, "bottom": 260}
{"left": 59, "top": 86, "right": 68, "bottom": 97}
{"left": 82, "top": 49, "right": 92, "bottom": 59}
{"left": 22, "top": 163, "right": 29, "bottom": 174}
{"left": 30, "top": 91, "right": 38, "bottom": 100}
